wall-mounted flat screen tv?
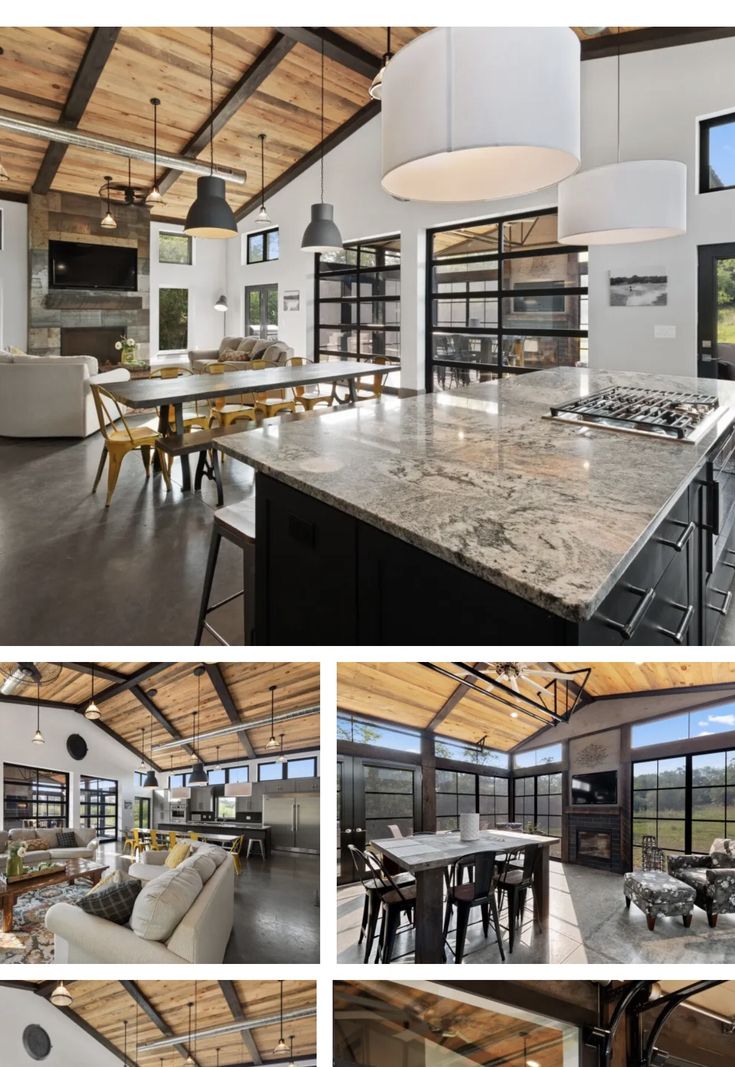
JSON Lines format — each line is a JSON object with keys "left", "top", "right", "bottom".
{"left": 571, "top": 770, "right": 618, "bottom": 805}
{"left": 49, "top": 239, "right": 137, "bottom": 291}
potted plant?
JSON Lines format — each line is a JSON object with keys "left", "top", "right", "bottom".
{"left": 6, "top": 840, "right": 27, "bottom": 878}
{"left": 115, "top": 336, "right": 140, "bottom": 366}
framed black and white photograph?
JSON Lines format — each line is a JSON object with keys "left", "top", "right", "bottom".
{"left": 609, "top": 268, "right": 668, "bottom": 306}
{"left": 283, "top": 290, "right": 300, "bottom": 311}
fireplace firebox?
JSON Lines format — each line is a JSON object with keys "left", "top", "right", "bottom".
{"left": 577, "top": 830, "right": 612, "bottom": 863}
{"left": 61, "top": 326, "right": 126, "bottom": 368}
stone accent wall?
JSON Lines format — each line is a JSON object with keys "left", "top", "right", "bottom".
{"left": 28, "top": 190, "right": 150, "bottom": 359}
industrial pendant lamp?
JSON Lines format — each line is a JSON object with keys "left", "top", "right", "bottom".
{"left": 265, "top": 685, "right": 279, "bottom": 750}
{"left": 214, "top": 293, "right": 228, "bottom": 312}
{"left": 145, "top": 97, "right": 165, "bottom": 207}
{"left": 184, "top": 28, "right": 237, "bottom": 239}
{"left": 369, "top": 27, "right": 393, "bottom": 100}
{"left": 381, "top": 27, "right": 581, "bottom": 202}
{"left": 188, "top": 666, "right": 208, "bottom": 786}
{"left": 50, "top": 981, "right": 72, "bottom": 1008}
{"left": 84, "top": 665, "right": 100, "bottom": 719}
{"left": 122, "top": 1020, "right": 128, "bottom": 1067}
{"left": 273, "top": 981, "right": 289, "bottom": 1054}
{"left": 100, "top": 175, "right": 117, "bottom": 229}
{"left": 255, "top": 132, "right": 272, "bottom": 225}
{"left": 184, "top": 1002, "right": 195, "bottom": 1065}
{"left": 302, "top": 40, "right": 343, "bottom": 252}
{"left": 32, "top": 682, "right": 45, "bottom": 744}
{"left": 557, "top": 42, "right": 686, "bottom": 244}
{"left": 214, "top": 745, "right": 221, "bottom": 770}
{"left": 288, "top": 1035, "right": 296, "bottom": 1067}
{"left": 142, "top": 714, "right": 159, "bottom": 789}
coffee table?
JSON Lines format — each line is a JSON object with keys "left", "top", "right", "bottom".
{"left": 0, "top": 858, "right": 108, "bottom": 933}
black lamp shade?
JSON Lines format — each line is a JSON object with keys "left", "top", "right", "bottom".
{"left": 301, "top": 202, "right": 343, "bottom": 252}
{"left": 184, "top": 176, "right": 237, "bottom": 238}
{"left": 142, "top": 769, "right": 159, "bottom": 789}
{"left": 189, "top": 761, "right": 207, "bottom": 786}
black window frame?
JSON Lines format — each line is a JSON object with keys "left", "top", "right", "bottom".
{"left": 133, "top": 795, "right": 151, "bottom": 829}
{"left": 513, "top": 769, "right": 563, "bottom": 858}
{"left": 286, "top": 756, "right": 317, "bottom": 779}
{"left": 435, "top": 767, "right": 509, "bottom": 832}
{"left": 314, "top": 235, "right": 401, "bottom": 365}
{"left": 79, "top": 774, "right": 118, "bottom": 842}
{"left": 3, "top": 762, "right": 69, "bottom": 829}
{"left": 158, "top": 231, "right": 193, "bottom": 265}
{"left": 699, "top": 113, "right": 735, "bottom": 194}
{"left": 247, "top": 227, "right": 279, "bottom": 265}
{"left": 425, "top": 207, "right": 588, "bottom": 392}
{"left": 258, "top": 761, "right": 281, "bottom": 782}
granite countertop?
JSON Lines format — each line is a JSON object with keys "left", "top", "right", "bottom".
{"left": 157, "top": 821, "right": 270, "bottom": 831}
{"left": 370, "top": 829, "right": 560, "bottom": 872}
{"left": 217, "top": 367, "right": 735, "bottom": 622}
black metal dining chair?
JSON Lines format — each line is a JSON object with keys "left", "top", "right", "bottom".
{"left": 496, "top": 844, "right": 542, "bottom": 952}
{"left": 361, "top": 848, "right": 417, "bottom": 963}
{"left": 443, "top": 851, "right": 505, "bottom": 963}
{"left": 347, "top": 844, "right": 415, "bottom": 964}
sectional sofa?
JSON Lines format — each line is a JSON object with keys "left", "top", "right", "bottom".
{"left": 0, "top": 827, "right": 99, "bottom": 873}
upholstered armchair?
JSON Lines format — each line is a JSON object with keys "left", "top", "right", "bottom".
{"left": 668, "top": 853, "right": 735, "bottom": 927}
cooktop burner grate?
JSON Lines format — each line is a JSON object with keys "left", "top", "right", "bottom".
{"left": 547, "top": 386, "right": 720, "bottom": 441}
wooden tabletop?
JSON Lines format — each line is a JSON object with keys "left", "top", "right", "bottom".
{"left": 105, "top": 360, "right": 398, "bottom": 409}
{"left": 369, "top": 829, "right": 560, "bottom": 873}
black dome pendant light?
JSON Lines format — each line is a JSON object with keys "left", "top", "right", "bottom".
{"left": 184, "top": 27, "right": 237, "bottom": 239}
{"left": 302, "top": 39, "right": 343, "bottom": 252}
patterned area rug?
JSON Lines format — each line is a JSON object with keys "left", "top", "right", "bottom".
{"left": 0, "top": 882, "right": 88, "bottom": 964}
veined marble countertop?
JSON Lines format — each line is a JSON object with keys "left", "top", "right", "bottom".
{"left": 217, "top": 367, "right": 735, "bottom": 621}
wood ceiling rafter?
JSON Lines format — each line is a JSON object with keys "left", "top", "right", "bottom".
{"left": 205, "top": 664, "right": 256, "bottom": 758}
{"left": 219, "top": 980, "right": 263, "bottom": 1065}
{"left": 120, "top": 981, "right": 199, "bottom": 1066}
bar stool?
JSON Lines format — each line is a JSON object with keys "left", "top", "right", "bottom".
{"left": 246, "top": 837, "right": 266, "bottom": 859}
{"left": 195, "top": 496, "right": 255, "bottom": 645}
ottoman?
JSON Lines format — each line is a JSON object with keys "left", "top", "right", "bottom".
{"left": 623, "top": 869, "right": 696, "bottom": 931}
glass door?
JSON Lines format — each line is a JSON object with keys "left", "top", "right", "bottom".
{"left": 698, "top": 243, "right": 735, "bottom": 378}
{"left": 80, "top": 776, "right": 118, "bottom": 842}
{"left": 133, "top": 796, "right": 150, "bottom": 830}
{"left": 245, "top": 283, "right": 278, "bottom": 340}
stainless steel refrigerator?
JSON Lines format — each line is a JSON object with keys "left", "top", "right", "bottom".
{"left": 263, "top": 793, "right": 319, "bottom": 853}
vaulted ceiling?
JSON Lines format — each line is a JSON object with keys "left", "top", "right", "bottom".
{"left": 0, "top": 27, "right": 729, "bottom": 222}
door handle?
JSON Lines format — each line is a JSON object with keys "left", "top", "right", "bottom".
{"left": 656, "top": 603, "right": 694, "bottom": 644}
{"left": 343, "top": 828, "right": 353, "bottom": 834}
{"left": 355, "top": 827, "right": 363, "bottom": 833}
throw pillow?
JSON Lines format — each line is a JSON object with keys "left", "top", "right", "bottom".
{"left": 86, "top": 868, "right": 129, "bottom": 896}
{"left": 218, "top": 348, "right": 248, "bottom": 362}
{"left": 130, "top": 866, "right": 203, "bottom": 942}
{"left": 21, "top": 838, "right": 50, "bottom": 851}
{"left": 237, "top": 337, "right": 259, "bottom": 355}
{"left": 164, "top": 842, "right": 191, "bottom": 869}
{"left": 180, "top": 852, "right": 216, "bottom": 883}
{"left": 77, "top": 878, "right": 141, "bottom": 923}
{"left": 195, "top": 844, "right": 228, "bottom": 867}
{"left": 55, "top": 831, "right": 78, "bottom": 849}
{"left": 263, "top": 343, "right": 286, "bottom": 364}
{"left": 249, "top": 339, "right": 271, "bottom": 358}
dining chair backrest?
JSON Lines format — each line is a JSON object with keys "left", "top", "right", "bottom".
{"left": 504, "top": 844, "right": 540, "bottom": 881}
{"left": 359, "top": 356, "right": 391, "bottom": 398}
{"left": 151, "top": 366, "right": 192, "bottom": 378}
{"left": 90, "top": 384, "right": 141, "bottom": 444}
{"left": 287, "top": 356, "right": 310, "bottom": 399}
{"left": 387, "top": 824, "right": 404, "bottom": 839}
{"left": 168, "top": 831, "right": 177, "bottom": 850}
{"left": 204, "top": 362, "right": 226, "bottom": 375}
{"left": 362, "top": 847, "right": 412, "bottom": 902}
{"left": 347, "top": 842, "right": 373, "bottom": 885}
{"left": 464, "top": 850, "right": 498, "bottom": 899}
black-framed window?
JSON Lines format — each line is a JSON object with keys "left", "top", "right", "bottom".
{"left": 364, "top": 762, "right": 416, "bottom": 840}
{"left": 434, "top": 734, "right": 509, "bottom": 769}
{"left": 158, "top": 287, "right": 189, "bottom": 350}
{"left": 427, "top": 208, "right": 588, "bottom": 391}
{"left": 227, "top": 765, "right": 250, "bottom": 784}
{"left": 514, "top": 742, "right": 563, "bottom": 770}
{"left": 700, "top": 113, "right": 735, "bottom": 193}
{"left": 134, "top": 771, "right": 147, "bottom": 787}
{"left": 80, "top": 775, "right": 118, "bottom": 842}
{"left": 170, "top": 765, "right": 250, "bottom": 787}
{"left": 159, "top": 231, "right": 192, "bottom": 264}
{"left": 337, "top": 712, "right": 421, "bottom": 753}
{"left": 258, "top": 761, "right": 281, "bottom": 782}
{"left": 514, "top": 772, "right": 563, "bottom": 857}
{"left": 436, "top": 769, "right": 509, "bottom": 831}
{"left": 247, "top": 228, "right": 279, "bottom": 264}
{"left": 315, "top": 236, "right": 400, "bottom": 364}
{"left": 287, "top": 757, "right": 317, "bottom": 779}
{"left": 133, "top": 796, "right": 150, "bottom": 829}
{"left": 3, "top": 763, "right": 69, "bottom": 829}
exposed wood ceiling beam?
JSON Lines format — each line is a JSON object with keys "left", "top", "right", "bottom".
{"left": 235, "top": 98, "right": 379, "bottom": 221}
{"left": 131, "top": 683, "right": 201, "bottom": 763}
{"left": 275, "top": 27, "right": 381, "bottom": 78}
{"left": 32, "top": 27, "right": 121, "bottom": 194}
{"left": 580, "top": 26, "right": 735, "bottom": 59}
{"left": 546, "top": 662, "right": 591, "bottom": 710}
{"left": 205, "top": 664, "right": 256, "bottom": 757}
{"left": 120, "top": 980, "right": 198, "bottom": 1065}
{"left": 157, "top": 32, "right": 296, "bottom": 198}
{"left": 426, "top": 662, "right": 488, "bottom": 733}
{"left": 219, "top": 980, "right": 263, "bottom": 1065}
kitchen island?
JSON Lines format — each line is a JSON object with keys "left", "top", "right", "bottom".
{"left": 218, "top": 367, "right": 735, "bottom": 645}
{"left": 157, "top": 821, "right": 272, "bottom": 858}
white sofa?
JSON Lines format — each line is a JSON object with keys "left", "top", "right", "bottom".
{"left": 45, "top": 845, "right": 234, "bottom": 964}
{"left": 0, "top": 827, "right": 99, "bottom": 873}
{"left": 188, "top": 335, "right": 294, "bottom": 373}
{"left": 0, "top": 351, "right": 130, "bottom": 438}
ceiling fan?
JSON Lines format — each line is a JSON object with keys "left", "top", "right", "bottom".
{"left": 485, "top": 662, "right": 577, "bottom": 698}
{"left": 0, "top": 662, "right": 62, "bottom": 696}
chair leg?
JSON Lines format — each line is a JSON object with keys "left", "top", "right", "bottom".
{"left": 92, "top": 446, "right": 108, "bottom": 492}
{"left": 195, "top": 527, "right": 222, "bottom": 644}
{"left": 480, "top": 901, "right": 490, "bottom": 937}
{"left": 508, "top": 890, "right": 518, "bottom": 954}
{"left": 364, "top": 892, "right": 381, "bottom": 964}
{"left": 358, "top": 894, "right": 369, "bottom": 945}
{"left": 489, "top": 892, "right": 506, "bottom": 962}
{"left": 455, "top": 904, "right": 470, "bottom": 964}
{"left": 382, "top": 905, "right": 402, "bottom": 964}
{"left": 155, "top": 446, "right": 172, "bottom": 492}
{"left": 105, "top": 448, "right": 125, "bottom": 507}
{"left": 442, "top": 900, "right": 453, "bottom": 944}
{"left": 140, "top": 444, "right": 151, "bottom": 477}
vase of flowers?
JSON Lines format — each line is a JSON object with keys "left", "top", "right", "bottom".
{"left": 6, "top": 841, "right": 26, "bottom": 878}
{"left": 115, "top": 336, "right": 139, "bottom": 366}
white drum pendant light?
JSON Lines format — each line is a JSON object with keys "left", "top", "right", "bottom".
{"left": 381, "top": 27, "right": 581, "bottom": 202}
{"left": 557, "top": 47, "right": 686, "bottom": 244}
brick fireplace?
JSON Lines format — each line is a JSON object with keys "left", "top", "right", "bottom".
{"left": 566, "top": 810, "right": 624, "bottom": 872}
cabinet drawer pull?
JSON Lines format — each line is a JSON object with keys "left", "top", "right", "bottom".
{"left": 656, "top": 603, "right": 694, "bottom": 644}
{"left": 603, "top": 585, "right": 656, "bottom": 639}
{"left": 656, "top": 520, "right": 695, "bottom": 552}
{"left": 710, "top": 587, "right": 733, "bottom": 616}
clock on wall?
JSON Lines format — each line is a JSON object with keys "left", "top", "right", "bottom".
{"left": 66, "top": 733, "right": 88, "bottom": 761}
{"left": 23, "top": 1024, "right": 52, "bottom": 1060}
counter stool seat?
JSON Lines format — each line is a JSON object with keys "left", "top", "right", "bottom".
{"left": 195, "top": 496, "right": 255, "bottom": 645}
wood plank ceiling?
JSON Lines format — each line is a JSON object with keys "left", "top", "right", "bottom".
{"left": 1, "top": 979, "right": 316, "bottom": 1066}
{"left": 338, "top": 662, "right": 735, "bottom": 751}
{"left": 0, "top": 661, "right": 319, "bottom": 769}
{"left": 0, "top": 26, "right": 708, "bottom": 221}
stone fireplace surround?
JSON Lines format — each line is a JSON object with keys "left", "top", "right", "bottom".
{"left": 566, "top": 809, "right": 624, "bottom": 872}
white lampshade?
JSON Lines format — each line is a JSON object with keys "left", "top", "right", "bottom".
{"left": 557, "top": 160, "right": 687, "bottom": 244}
{"left": 225, "top": 782, "right": 253, "bottom": 797}
{"left": 381, "top": 27, "right": 580, "bottom": 202}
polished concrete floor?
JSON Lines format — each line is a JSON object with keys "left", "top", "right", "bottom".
{"left": 0, "top": 425, "right": 254, "bottom": 644}
{"left": 337, "top": 862, "right": 735, "bottom": 964}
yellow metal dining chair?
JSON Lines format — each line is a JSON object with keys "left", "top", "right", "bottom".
{"left": 189, "top": 831, "right": 200, "bottom": 842}
{"left": 168, "top": 831, "right": 177, "bottom": 850}
{"left": 151, "top": 366, "right": 209, "bottom": 432}
{"left": 91, "top": 385, "right": 172, "bottom": 507}
{"left": 149, "top": 830, "right": 162, "bottom": 850}
{"left": 288, "top": 356, "right": 334, "bottom": 412}
{"left": 252, "top": 358, "right": 296, "bottom": 418}
{"left": 122, "top": 828, "right": 141, "bottom": 856}
{"left": 204, "top": 361, "right": 258, "bottom": 429}
{"left": 227, "top": 835, "right": 245, "bottom": 875}
{"left": 353, "top": 356, "right": 391, "bottom": 400}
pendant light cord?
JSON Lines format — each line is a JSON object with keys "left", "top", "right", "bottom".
{"left": 36, "top": 682, "right": 40, "bottom": 732}
{"left": 209, "top": 27, "right": 215, "bottom": 176}
{"left": 320, "top": 40, "right": 325, "bottom": 203}
{"left": 261, "top": 134, "right": 266, "bottom": 208}
{"left": 616, "top": 31, "right": 621, "bottom": 164}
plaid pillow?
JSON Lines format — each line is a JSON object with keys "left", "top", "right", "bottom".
{"left": 55, "top": 831, "right": 78, "bottom": 848}
{"left": 77, "top": 878, "right": 141, "bottom": 923}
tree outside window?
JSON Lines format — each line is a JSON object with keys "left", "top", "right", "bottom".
{"left": 159, "top": 288, "right": 189, "bottom": 351}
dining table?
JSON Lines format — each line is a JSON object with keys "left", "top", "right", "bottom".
{"left": 105, "top": 360, "right": 398, "bottom": 491}
{"left": 369, "top": 828, "right": 560, "bottom": 963}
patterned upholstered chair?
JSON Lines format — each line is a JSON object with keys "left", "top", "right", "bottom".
{"left": 667, "top": 852, "right": 735, "bottom": 927}
{"left": 623, "top": 869, "right": 696, "bottom": 931}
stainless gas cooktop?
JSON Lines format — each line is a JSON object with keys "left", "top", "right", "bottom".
{"left": 546, "top": 385, "right": 720, "bottom": 442}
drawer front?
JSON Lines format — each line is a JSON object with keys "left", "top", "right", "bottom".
{"left": 622, "top": 487, "right": 694, "bottom": 594}
{"left": 633, "top": 548, "right": 695, "bottom": 646}
{"left": 704, "top": 521, "right": 735, "bottom": 643}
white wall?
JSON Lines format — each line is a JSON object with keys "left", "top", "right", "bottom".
{"left": 0, "top": 699, "right": 140, "bottom": 834}
{"left": 228, "top": 35, "right": 735, "bottom": 387}
{"left": 0, "top": 987, "right": 120, "bottom": 1067}
{"left": 149, "top": 220, "right": 227, "bottom": 356}
{"left": 0, "top": 198, "right": 27, "bottom": 350}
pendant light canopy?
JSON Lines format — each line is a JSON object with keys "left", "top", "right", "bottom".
{"left": 302, "top": 41, "right": 343, "bottom": 253}
{"left": 184, "top": 28, "right": 237, "bottom": 239}
{"left": 265, "top": 685, "right": 279, "bottom": 750}
{"left": 32, "top": 682, "right": 45, "bottom": 744}
{"left": 369, "top": 27, "right": 393, "bottom": 100}
{"left": 145, "top": 97, "right": 165, "bottom": 207}
{"left": 100, "top": 174, "right": 117, "bottom": 229}
{"left": 273, "top": 981, "right": 289, "bottom": 1055}
{"left": 255, "top": 132, "right": 272, "bottom": 225}
{"left": 381, "top": 27, "right": 581, "bottom": 202}
{"left": 214, "top": 294, "right": 228, "bottom": 312}
{"left": 84, "top": 665, "right": 100, "bottom": 720}
{"left": 188, "top": 666, "right": 208, "bottom": 786}
{"left": 557, "top": 45, "right": 686, "bottom": 244}
{"left": 50, "top": 981, "right": 72, "bottom": 1008}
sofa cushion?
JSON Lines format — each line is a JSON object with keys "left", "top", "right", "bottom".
{"left": 263, "top": 343, "right": 288, "bottom": 365}
{"left": 676, "top": 868, "right": 710, "bottom": 890}
{"left": 20, "top": 837, "right": 50, "bottom": 852}
{"left": 130, "top": 866, "right": 203, "bottom": 942}
{"left": 76, "top": 877, "right": 141, "bottom": 923}
{"left": 194, "top": 844, "right": 228, "bottom": 867}
{"left": 180, "top": 852, "right": 216, "bottom": 884}
{"left": 237, "top": 337, "right": 259, "bottom": 355}
{"left": 218, "top": 336, "right": 245, "bottom": 357}
{"left": 164, "top": 842, "right": 191, "bottom": 869}
{"left": 55, "top": 831, "right": 78, "bottom": 849}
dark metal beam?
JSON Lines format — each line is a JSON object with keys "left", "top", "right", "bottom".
{"left": 0, "top": 693, "right": 76, "bottom": 711}
{"left": 234, "top": 99, "right": 379, "bottom": 221}
{"left": 580, "top": 26, "right": 735, "bottom": 60}
{"left": 120, "top": 981, "right": 198, "bottom": 1065}
{"left": 74, "top": 663, "right": 172, "bottom": 709}
{"left": 275, "top": 27, "right": 380, "bottom": 78}
{"left": 205, "top": 664, "right": 256, "bottom": 757}
{"left": 131, "top": 684, "right": 200, "bottom": 762}
{"left": 53, "top": 662, "right": 128, "bottom": 682}
{"left": 32, "top": 27, "right": 120, "bottom": 194}
{"left": 157, "top": 32, "right": 295, "bottom": 197}
{"left": 219, "top": 980, "right": 263, "bottom": 1065}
